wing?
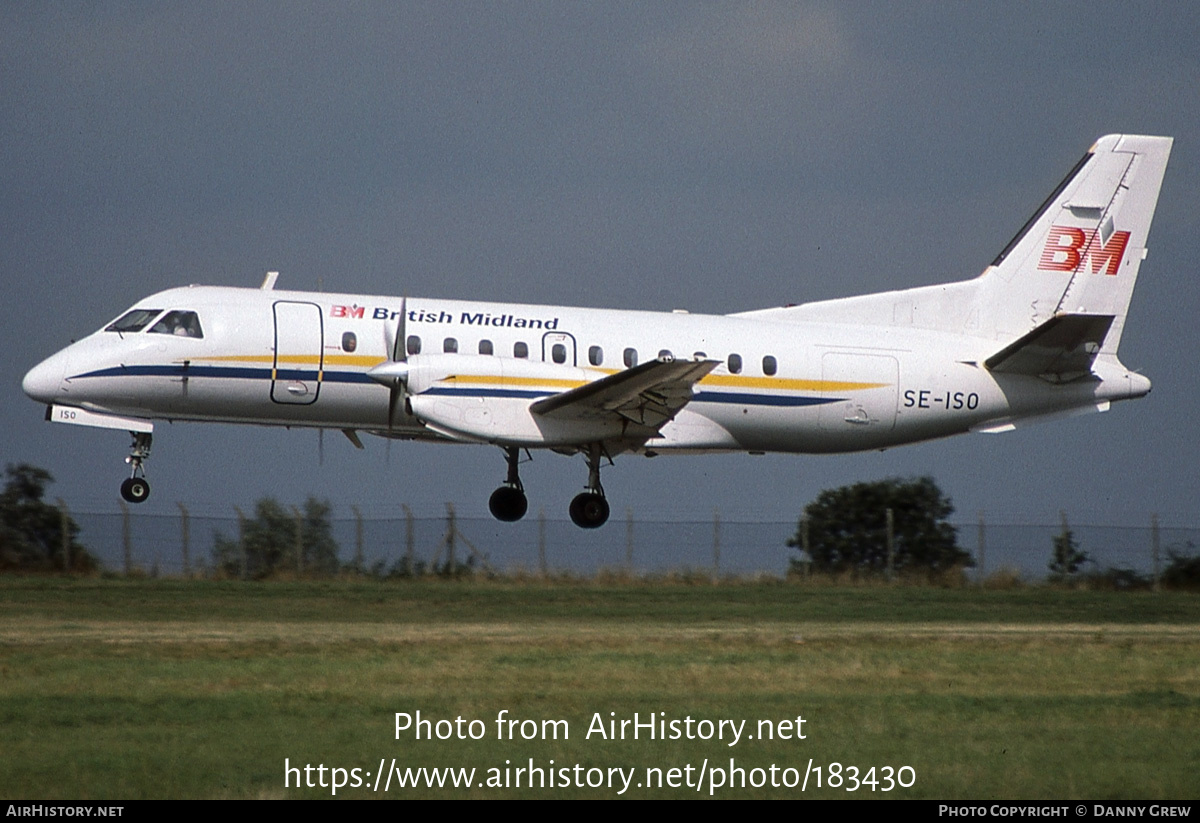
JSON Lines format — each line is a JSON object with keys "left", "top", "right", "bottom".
{"left": 531, "top": 357, "right": 720, "bottom": 429}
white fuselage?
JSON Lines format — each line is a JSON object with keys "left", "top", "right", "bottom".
{"left": 23, "top": 284, "right": 1147, "bottom": 456}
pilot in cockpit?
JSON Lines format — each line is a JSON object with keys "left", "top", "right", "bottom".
{"left": 149, "top": 310, "right": 203, "bottom": 339}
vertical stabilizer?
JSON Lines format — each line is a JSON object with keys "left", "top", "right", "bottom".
{"left": 977, "top": 134, "right": 1172, "bottom": 353}
{"left": 729, "top": 135, "right": 1171, "bottom": 352}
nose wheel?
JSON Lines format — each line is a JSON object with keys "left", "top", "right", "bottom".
{"left": 120, "top": 432, "right": 152, "bottom": 504}
{"left": 488, "top": 447, "right": 528, "bottom": 522}
{"left": 568, "top": 444, "right": 610, "bottom": 529}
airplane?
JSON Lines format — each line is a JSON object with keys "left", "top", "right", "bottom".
{"left": 22, "top": 134, "right": 1171, "bottom": 528}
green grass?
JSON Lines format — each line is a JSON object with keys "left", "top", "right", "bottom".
{"left": 1, "top": 578, "right": 1197, "bottom": 798}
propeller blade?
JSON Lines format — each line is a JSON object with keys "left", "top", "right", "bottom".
{"left": 388, "top": 296, "right": 407, "bottom": 430}
{"left": 388, "top": 385, "right": 401, "bottom": 430}
{"left": 394, "top": 295, "right": 407, "bottom": 362}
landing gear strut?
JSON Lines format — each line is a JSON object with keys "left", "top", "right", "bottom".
{"left": 488, "top": 446, "right": 528, "bottom": 522}
{"left": 120, "top": 432, "right": 152, "bottom": 504}
{"left": 569, "top": 444, "right": 609, "bottom": 529}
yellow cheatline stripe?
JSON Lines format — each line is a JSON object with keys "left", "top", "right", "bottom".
{"left": 198, "top": 355, "right": 888, "bottom": 392}
{"left": 200, "top": 354, "right": 386, "bottom": 367}
{"left": 441, "top": 374, "right": 587, "bottom": 389}
{"left": 442, "top": 373, "right": 888, "bottom": 392}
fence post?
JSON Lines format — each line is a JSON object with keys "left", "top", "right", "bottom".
{"left": 801, "top": 515, "right": 811, "bottom": 580}
{"left": 885, "top": 507, "right": 895, "bottom": 581}
{"left": 119, "top": 500, "right": 132, "bottom": 576}
{"left": 402, "top": 504, "right": 416, "bottom": 575}
{"left": 351, "top": 505, "right": 364, "bottom": 572}
{"left": 56, "top": 498, "right": 70, "bottom": 572}
{"left": 445, "top": 503, "right": 457, "bottom": 574}
{"left": 977, "top": 510, "right": 986, "bottom": 584}
{"left": 177, "top": 502, "right": 191, "bottom": 578}
{"left": 234, "top": 506, "right": 248, "bottom": 580}
{"left": 712, "top": 508, "right": 721, "bottom": 582}
{"left": 625, "top": 508, "right": 634, "bottom": 575}
{"left": 538, "top": 508, "right": 547, "bottom": 578}
{"left": 1151, "top": 513, "right": 1161, "bottom": 593}
{"left": 291, "top": 506, "right": 305, "bottom": 575}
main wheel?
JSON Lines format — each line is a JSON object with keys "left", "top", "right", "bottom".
{"left": 488, "top": 485, "right": 528, "bottom": 522}
{"left": 120, "top": 477, "right": 150, "bottom": 504}
{"left": 569, "top": 492, "right": 609, "bottom": 529}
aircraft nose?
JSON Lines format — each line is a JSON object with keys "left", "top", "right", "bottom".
{"left": 22, "top": 353, "right": 66, "bottom": 404}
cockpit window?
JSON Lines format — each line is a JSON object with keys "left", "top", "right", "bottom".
{"left": 148, "top": 310, "right": 204, "bottom": 339}
{"left": 105, "top": 309, "right": 162, "bottom": 333}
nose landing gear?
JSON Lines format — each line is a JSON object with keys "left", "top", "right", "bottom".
{"left": 119, "top": 432, "right": 152, "bottom": 503}
{"left": 487, "top": 446, "right": 528, "bottom": 522}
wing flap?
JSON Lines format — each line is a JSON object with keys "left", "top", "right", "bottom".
{"left": 531, "top": 357, "right": 719, "bottom": 429}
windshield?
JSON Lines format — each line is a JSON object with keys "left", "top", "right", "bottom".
{"left": 105, "top": 309, "right": 163, "bottom": 333}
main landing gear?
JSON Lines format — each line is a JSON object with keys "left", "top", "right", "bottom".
{"left": 485, "top": 443, "right": 611, "bottom": 528}
{"left": 488, "top": 446, "right": 529, "bottom": 522}
{"left": 119, "top": 432, "right": 152, "bottom": 504}
{"left": 568, "top": 444, "right": 609, "bottom": 529}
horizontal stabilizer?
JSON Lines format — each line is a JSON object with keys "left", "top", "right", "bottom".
{"left": 984, "top": 313, "right": 1114, "bottom": 381}
{"left": 532, "top": 357, "right": 718, "bottom": 429}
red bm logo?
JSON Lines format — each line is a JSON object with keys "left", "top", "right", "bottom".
{"left": 1038, "top": 225, "right": 1130, "bottom": 275}
{"left": 330, "top": 305, "right": 365, "bottom": 319}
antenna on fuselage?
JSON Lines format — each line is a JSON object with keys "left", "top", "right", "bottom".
{"left": 261, "top": 271, "right": 279, "bottom": 290}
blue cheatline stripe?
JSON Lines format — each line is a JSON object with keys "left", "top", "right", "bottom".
{"left": 423, "top": 387, "right": 548, "bottom": 400}
{"left": 69, "top": 366, "right": 843, "bottom": 406}
{"left": 694, "top": 391, "right": 842, "bottom": 407}
{"left": 71, "top": 365, "right": 376, "bottom": 384}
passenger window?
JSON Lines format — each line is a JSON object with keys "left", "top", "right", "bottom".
{"left": 444, "top": 338, "right": 458, "bottom": 353}
{"left": 728, "top": 353, "right": 742, "bottom": 374}
{"left": 106, "top": 309, "right": 162, "bottom": 333}
{"left": 762, "top": 355, "right": 778, "bottom": 376}
{"left": 342, "top": 332, "right": 357, "bottom": 352}
{"left": 478, "top": 339, "right": 494, "bottom": 355}
{"left": 658, "top": 349, "right": 673, "bottom": 360}
{"left": 623, "top": 348, "right": 638, "bottom": 368}
{"left": 514, "top": 341, "right": 529, "bottom": 358}
{"left": 148, "top": 310, "right": 203, "bottom": 338}
{"left": 588, "top": 346, "right": 603, "bottom": 366}
{"left": 406, "top": 335, "right": 422, "bottom": 355}
{"left": 552, "top": 343, "right": 567, "bottom": 364}
{"left": 693, "top": 351, "right": 707, "bottom": 359}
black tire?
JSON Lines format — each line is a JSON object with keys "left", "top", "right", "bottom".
{"left": 120, "top": 477, "right": 150, "bottom": 504}
{"left": 569, "top": 493, "right": 609, "bottom": 529}
{"left": 488, "top": 486, "right": 528, "bottom": 522}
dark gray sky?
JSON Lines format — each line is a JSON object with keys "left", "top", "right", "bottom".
{"left": 4, "top": 3, "right": 1198, "bottom": 527}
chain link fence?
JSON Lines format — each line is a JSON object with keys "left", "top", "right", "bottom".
{"left": 56, "top": 503, "right": 1200, "bottom": 583}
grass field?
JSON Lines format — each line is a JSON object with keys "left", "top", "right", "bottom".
{"left": 1, "top": 578, "right": 1197, "bottom": 799}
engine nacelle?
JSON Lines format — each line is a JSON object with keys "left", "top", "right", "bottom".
{"left": 402, "top": 354, "right": 629, "bottom": 446}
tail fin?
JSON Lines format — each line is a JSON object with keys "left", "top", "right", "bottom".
{"left": 977, "top": 134, "right": 1172, "bottom": 353}
{"left": 734, "top": 134, "right": 1172, "bottom": 356}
